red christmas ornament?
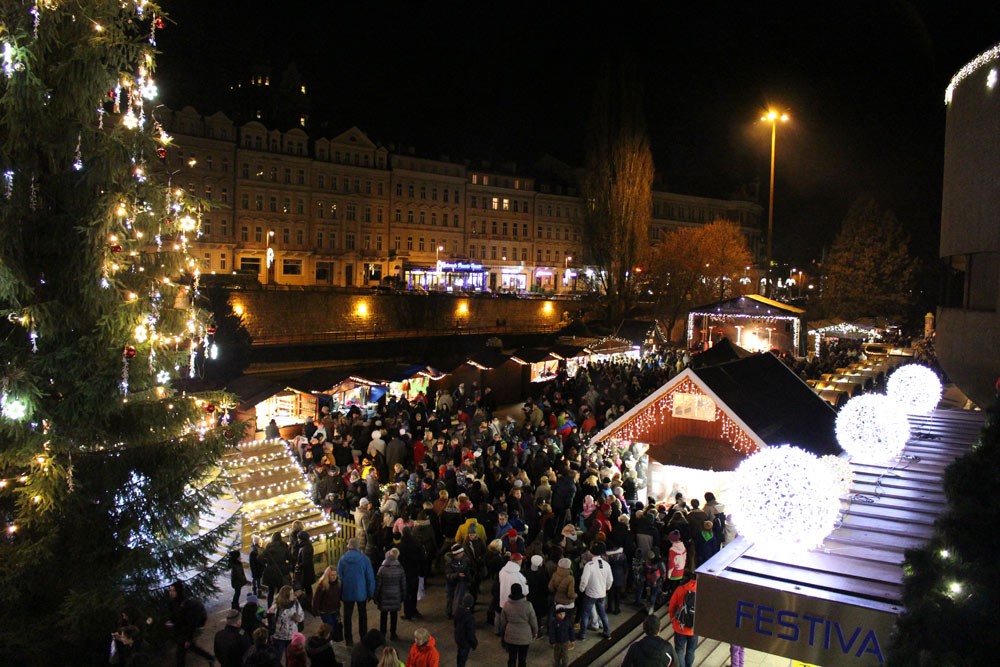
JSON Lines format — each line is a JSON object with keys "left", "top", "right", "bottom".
{"left": 156, "top": 146, "right": 167, "bottom": 159}
{"left": 164, "top": 218, "right": 172, "bottom": 225}
{"left": 110, "top": 243, "right": 123, "bottom": 253}
{"left": 205, "top": 404, "right": 216, "bottom": 413}
{"left": 108, "top": 90, "right": 116, "bottom": 99}
{"left": 206, "top": 326, "right": 217, "bottom": 336}
{"left": 154, "top": 17, "right": 165, "bottom": 29}
{"left": 123, "top": 345, "right": 137, "bottom": 359}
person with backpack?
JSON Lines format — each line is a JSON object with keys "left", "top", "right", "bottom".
{"left": 667, "top": 574, "right": 698, "bottom": 667}
{"left": 639, "top": 549, "right": 666, "bottom": 614}
{"left": 166, "top": 580, "right": 215, "bottom": 667}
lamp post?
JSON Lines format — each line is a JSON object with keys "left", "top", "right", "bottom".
{"left": 761, "top": 109, "right": 789, "bottom": 298}
{"left": 435, "top": 245, "right": 444, "bottom": 290}
{"left": 564, "top": 255, "right": 572, "bottom": 292}
{"left": 264, "top": 229, "right": 275, "bottom": 287}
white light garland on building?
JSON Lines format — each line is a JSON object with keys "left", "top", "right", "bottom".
{"left": 945, "top": 42, "right": 1000, "bottom": 103}
{"left": 886, "top": 364, "right": 942, "bottom": 415}
{"left": 835, "top": 394, "right": 911, "bottom": 463}
{"left": 730, "top": 446, "right": 841, "bottom": 549}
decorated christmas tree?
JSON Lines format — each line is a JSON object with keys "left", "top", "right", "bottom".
{"left": 0, "top": 2, "right": 235, "bottom": 662}
{"left": 891, "top": 393, "right": 1000, "bottom": 665}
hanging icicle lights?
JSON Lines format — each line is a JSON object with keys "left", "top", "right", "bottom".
{"left": 603, "top": 379, "right": 760, "bottom": 457}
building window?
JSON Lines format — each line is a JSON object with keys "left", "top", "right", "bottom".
{"left": 521, "top": 248, "right": 527, "bottom": 261}
{"left": 420, "top": 186, "right": 427, "bottom": 200}
{"left": 432, "top": 188, "right": 438, "bottom": 201}
{"left": 296, "top": 229, "right": 304, "bottom": 245}
{"left": 491, "top": 246, "right": 497, "bottom": 260}
{"left": 419, "top": 237, "right": 425, "bottom": 252}
{"left": 241, "top": 194, "right": 249, "bottom": 210}
{"left": 318, "top": 174, "right": 325, "bottom": 189}
{"left": 407, "top": 210, "right": 414, "bottom": 223}
{"left": 282, "top": 259, "right": 303, "bottom": 275}
{"left": 377, "top": 182, "right": 384, "bottom": 196}
{"left": 284, "top": 168, "right": 291, "bottom": 184}
{"left": 395, "top": 209, "right": 402, "bottom": 222}
{"left": 469, "top": 245, "right": 476, "bottom": 259}
{"left": 255, "top": 195, "right": 264, "bottom": 211}
{"left": 513, "top": 200, "right": 519, "bottom": 213}
{"left": 443, "top": 190, "right": 449, "bottom": 203}
{"left": 407, "top": 184, "right": 414, "bottom": 198}
{"left": 376, "top": 235, "right": 383, "bottom": 251}
{"left": 364, "top": 206, "right": 372, "bottom": 222}
{"left": 471, "top": 174, "right": 478, "bottom": 185}
{"left": 502, "top": 198, "right": 509, "bottom": 211}
{"left": 454, "top": 190, "right": 460, "bottom": 204}
{"left": 242, "top": 163, "right": 249, "bottom": 179}
{"left": 442, "top": 213, "right": 448, "bottom": 226}
{"left": 471, "top": 196, "right": 477, "bottom": 208}
{"left": 269, "top": 196, "right": 277, "bottom": 213}
{"left": 419, "top": 211, "right": 426, "bottom": 224}
{"left": 240, "top": 257, "right": 261, "bottom": 273}
{"left": 221, "top": 220, "right": 229, "bottom": 237}
{"left": 282, "top": 197, "right": 290, "bottom": 213}
{"left": 377, "top": 208, "right": 384, "bottom": 223}
{"left": 221, "top": 188, "right": 229, "bottom": 204}
{"left": 254, "top": 226, "right": 263, "bottom": 242}
{"left": 317, "top": 231, "right": 324, "bottom": 247}
{"left": 491, "top": 221, "right": 498, "bottom": 235}
{"left": 202, "top": 220, "right": 212, "bottom": 237}
{"left": 394, "top": 236, "right": 401, "bottom": 250}
{"left": 502, "top": 221, "right": 508, "bottom": 236}
{"left": 298, "top": 170, "right": 305, "bottom": 185}
{"left": 396, "top": 183, "right": 402, "bottom": 196}
{"left": 345, "top": 233, "right": 356, "bottom": 250}
{"left": 454, "top": 214, "right": 460, "bottom": 227}
{"left": 241, "top": 226, "right": 249, "bottom": 242}
{"left": 431, "top": 213, "right": 437, "bottom": 226}
{"left": 282, "top": 228, "right": 290, "bottom": 244}
{"left": 364, "top": 234, "right": 372, "bottom": 250}
{"left": 407, "top": 237, "right": 413, "bottom": 251}
{"left": 220, "top": 254, "right": 227, "bottom": 270}
{"left": 346, "top": 204, "right": 357, "bottom": 221}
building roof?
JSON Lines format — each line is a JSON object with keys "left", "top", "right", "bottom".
{"left": 690, "top": 293, "right": 807, "bottom": 316}
{"left": 510, "top": 348, "right": 557, "bottom": 364}
{"left": 695, "top": 408, "right": 985, "bottom": 667}
{"left": 225, "top": 375, "right": 288, "bottom": 411}
{"left": 462, "top": 348, "right": 511, "bottom": 370}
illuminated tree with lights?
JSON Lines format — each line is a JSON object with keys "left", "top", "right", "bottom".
{"left": 581, "top": 59, "right": 653, "bottom": 322}
{"left": 820, "top": 197, "right": 918, "bottom": 322}
{"left": 890, "top": 394, "right": 1000, "bottom": 665}
{"left": 0, "top": 3, "right": 235, "bottom": 662}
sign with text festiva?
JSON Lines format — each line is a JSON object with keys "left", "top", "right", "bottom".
{"left": 695, "top": 574, "right": 898, "bottom": 667}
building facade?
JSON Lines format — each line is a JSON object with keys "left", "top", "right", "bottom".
{"left": 161, "top": 106, "right": 763, "bottom": 294}
{"left": 938, "top": 43, "right": 1000, "bottom": 408}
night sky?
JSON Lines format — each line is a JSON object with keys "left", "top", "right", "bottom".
{"left": 157, "top": 1, "right": 1000, "bottom": 265}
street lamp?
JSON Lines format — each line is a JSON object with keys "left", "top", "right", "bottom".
{"left": 435, "top": 245, "right": 444, "bottom": 290}
{"left": 761, "top": 108, "right": 789, "bottom": 298}
{"left": 564, "top": 255, "right": 572, "bottom": 291}
{"left": 264, "top": 229, "right": 275, "bottom": 287}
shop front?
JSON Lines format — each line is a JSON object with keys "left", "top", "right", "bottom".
{"left": 533, "top": 267, "right": 556, "bottom": 292}
{"left": 500, "top": 266, "right": 528, "bottom": 292}
{"left": 405, "top": 261, "right": 487, "bottom": 291}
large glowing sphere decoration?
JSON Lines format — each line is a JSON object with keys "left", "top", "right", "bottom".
{"left": 730, "top": 447, "right": 841, "bottom": 549}
{"left": 822, "top": 454, "right": 854, "bottom": 494}
{"left": 887, "top": 364, "right": 942, "bottom": 415}
{"left": 836, "top": 394, "right": 911, "bottom": 462}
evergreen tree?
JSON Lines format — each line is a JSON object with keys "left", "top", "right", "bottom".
{"left": 820, "top": 197, "right": 918, "bottom": 321}
{"left": 0, "top": 3, "right": 235, "bottom": 662}
{"left": 891, "top": 393, "right": 1000, "bottom": 665}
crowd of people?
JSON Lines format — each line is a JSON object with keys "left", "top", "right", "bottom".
{"left": 114, "top": 349, "right": 750, "bottom": 667}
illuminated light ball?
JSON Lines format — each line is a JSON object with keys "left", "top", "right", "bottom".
{"left": 730, "top": 446, "right": 841, "bottom": 549}
{"left": 2, "top": 395, "right": 28, "bottom": 421}
{"left": 821, "top": 454, "right": 854, "bottom": 494}
{"left": 156, "top": 146, "right": 167, "bottom": 159}
{"left": 887, "top": 364, "right": 942, "bottom": 415}
{"left": 836, "top": 394, "right": 911, "bottom": 462}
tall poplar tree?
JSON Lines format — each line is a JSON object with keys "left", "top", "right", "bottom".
{"left": 581, "top": 59, "right": 654, "bottom": 322}
{"left": 0, "top": 3, "right": 235, "bottom": 662}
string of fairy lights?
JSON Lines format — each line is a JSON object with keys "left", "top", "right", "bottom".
{"left": 0, "top": 1, "right": 224, "bottom": 538}
{"left": 603, "top": 378, "right": 760, "bottom": 457}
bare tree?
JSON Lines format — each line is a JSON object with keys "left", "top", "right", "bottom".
{"left": 581, "top": 61, "right": 654, "bottom": 322}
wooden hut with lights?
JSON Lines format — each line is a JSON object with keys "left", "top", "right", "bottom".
{"left": 687, "top": 294, "right": 807, "bottom": 356}
{"left": 591, "top": 352, "right": 842, "bottom": 502}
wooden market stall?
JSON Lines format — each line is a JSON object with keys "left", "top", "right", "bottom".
{"left": 686, "top": 294, "right": 807, "bottom": 356}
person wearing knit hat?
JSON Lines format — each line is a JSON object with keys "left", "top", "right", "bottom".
{"left": 665, "top": 527, "right": 688, "bottom": 603}
{"left": 214, "top": 608, "right": 250, "bottom": 667}
{"left": 500, "top": 584, "right": 536, "bottom": 667}
{"left": 694, "top": 519, "right": 721, "bottom": 568}
{"left": 286, "top": 631, "right": 307, "bottom": 667}
{"left": 550, "top": 602, "right": 576, "bottom": 667}
{"left": 445, "top": 541, "right": 472, "bottom": 619}
{"left": 499, "top": 552, "right": 529, "bottom": 610}
{"left": 524, "top": 554, "right": 550, "bottom": 635}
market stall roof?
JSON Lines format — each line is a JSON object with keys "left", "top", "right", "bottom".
{"left": 614, "top": 318, "right": 670, "bottom": 347}
{"left": 586, "top": 335, "right": 635, "bottom": 355}
{"left": 351, "top": 362, "right": 446, "bottom": 383}
{"left": 695, "top": 408, "right": 985, "bottom": 667}
{"left": 510, "top": 348, "right": 559, "bottom": 365}
{"left": 549, "top": 342, "right": 591, "bottom": 360}
{"left": 691, "top": 293, "right": 807, "bottom": 316}
{"left": 287, "top": 368, "right": 352, "bottom": 394}
{"left": 462, "top": 348, "right": 512, "bottom": 370}
{"left": 225, "top": 375, "right": 288, "bottom": 412}
{"left": 694, "top": 352, "right": 842, "bottom": 456}
{"left": 592, "top": 352, "right": 841, "bottom": 458}
{"left": 689, "top": 337, "right": 753, "bottom": 369}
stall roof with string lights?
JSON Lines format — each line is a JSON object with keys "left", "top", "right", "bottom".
{"left": 687, "top": 294, "right": 807, "bottom": 356}
{"left": 694, "top": 408, "right": 986, "bottom": 667}
{"left": 590, "top": 352, "right": 842, "bottom": 472}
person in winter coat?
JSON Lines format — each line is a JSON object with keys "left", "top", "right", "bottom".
{"left": 444, "top": 542, "right": 472, "bottom": 619}
{"left": 621, "top": 614, "right": 678, "bottom": 667}
{"left": 261, "top": 532, "right": 293, "bottom": 609}
{"left": 668, "top": 575, "right": 698, "bottom": 667}
{"left": 240, "top": 594, "right": 265, "bottom": 638}
{"left": 397, "top": 528, "right": 425, "bottom": 620}
{"left": 548, "top": 604, "right": 575, "bottom": 667}
{"left": 694, "top": 520, "right": 719, "bottom": 567}
{"left": 351, "top": 629, "right": 385, "bottom": 667}
{"left": 665, "top": 530, "right": 687, "bottom": 603}
{"left": 294, "top": 531, "right": 317, "bottom": 606}
{"left": 243, "top": 627, "right": 281, "bottom": 667}
{"left": 523, "top": 555, "right": 550, "bottom": 634}
{"left": 375, "top": 548, "right": 407, "bottom": 641}
{"left": 286, "top": 632, "right": 308, "bottom": 667}
{"left": 166, "top": 580, "right": 215, "bottom": 667}
{"left": 500, "top": 583, "right": 538, "bottom": 667}
{"left": 249, "top": 535, "right": 264, "bottom": 597}
{"left": 453, "top": 593, "right": 478, "bottom": 667}
{"left": 605, "top": 545, "right": 629, "bottom": 614}
{"left": 485, "top": 539, "right": 506, "bottom": 626}
{"left": 339, "top": 537, "right": 377, "bottom": 648}
{"left": 305, "top": 624, "right": 339, "bottom": 667}
{"left": 498, "top": 553, "right": 529, "bottom": 610}
{"left": 268, "top": 585, "right": 305, "bottom": 661}
{"left": 576, "top": 543, "right": 614, "bottom": 641}
{"left": 639, "top": 549, "right": 667, "bottom": 614}
{"left": 405, "top": 627, "right": 440, "bottom": 667}
{"left": 213, "top": 610, "right": 250, "bottom": 667}
{"left": 227, "top": 550, "right": 249, "bottom": 610}
{"left": 312, "top": 566, "right": 343, "bottom": 634}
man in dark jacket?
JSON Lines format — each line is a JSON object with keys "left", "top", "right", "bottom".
{"left": 551, "top": 468, "right": 577, "bottom": 526}
{"left": 213, "top": 610, "right": 251, "bottom": 667}
{"left": 621, "top": 614, "right": 678, "bottom": 667}
{"left": 167, "top": 580, "right": 215, "bottom": 667}
{"left": 453, "top": 593, "right": 478, "bottom": 667}
{"left": 350, "top": 629, "right": 384, "bottom": 667}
